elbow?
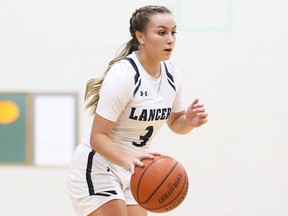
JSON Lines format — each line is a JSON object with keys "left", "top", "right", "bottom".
{"left": 89, "top": 133, "right": 101, "bottom": 151}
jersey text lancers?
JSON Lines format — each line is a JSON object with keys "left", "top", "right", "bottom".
{"left": 129, "top": 107, "right": 172, "bottom": 121}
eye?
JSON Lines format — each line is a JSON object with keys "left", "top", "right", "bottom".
{"left": 158, "top": 31, "right": 166, "bottom": 36}
{"left": 172, "top": 31, "right": 177, "bottom": 36}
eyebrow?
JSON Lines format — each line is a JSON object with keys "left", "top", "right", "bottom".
{"left": 157, "top": 25, "right": 177, "bottom": 29}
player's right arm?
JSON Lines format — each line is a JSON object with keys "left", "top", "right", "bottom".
{"left": 90, "top": 113, "right": 137, "bottom": 170}
{"left": 90, "top": 113, "right": 156, "bottom": 173}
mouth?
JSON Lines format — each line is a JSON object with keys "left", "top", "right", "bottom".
{"left": 164, "top": 48, "right": 172, "bottom": 52}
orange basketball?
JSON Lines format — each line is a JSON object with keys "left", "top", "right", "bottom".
{"left": 130, "top": 155, "right": 189, "bottom": 213}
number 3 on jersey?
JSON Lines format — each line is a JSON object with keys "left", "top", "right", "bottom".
{"left": 132, "top": 126, "right": 153, "bottom": 147}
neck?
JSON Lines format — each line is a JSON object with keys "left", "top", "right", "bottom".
{"left": 136, "top": 51, "right": 161, "bottom": 78}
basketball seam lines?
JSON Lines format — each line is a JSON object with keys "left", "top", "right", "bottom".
{"left": 139, "top": 159, "right": 179, "bottom": 204}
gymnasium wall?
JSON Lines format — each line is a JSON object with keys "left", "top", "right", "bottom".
{"left": 0, "top": 0, "right": 287, "bottom": 215}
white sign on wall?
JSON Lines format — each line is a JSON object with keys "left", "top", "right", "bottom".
{"left": 32, "top": 93, "right": 78, "bottom": 166}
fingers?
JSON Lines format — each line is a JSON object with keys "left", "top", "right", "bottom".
{"left": 191, "top": 104, "right": 206, "bottom": 117}
{"left": 130, "top": 158, "right": 143, "bottom": 174}
{"left": 191, "top": 98, "right": 199, "bottom": 106}
{"left": 187, "top": 98, "right": 209, "bottom": 127}
{"left": 133, "top": 158, "right": 144, "bottom": 168}
{"left": 193, "top": 106, "right": 205, "bottom": 113}
{"left": 131, "top": 152, "right": 161, "bottom": 173}
{"left": 191, "top": 98, "right": 207, "bottom": 114}
{"left": 147, "top": 152, "right": 161, "bottom": 156}
{"left": 198, "top": 112, "right": 208, "bottom": 119}
{"left": 197, "top": 109, "right": 208, "bottom": 119}
{"left": 138, "top": 152, "right": 161, "bottom": 160}
{"left": 130, "top": 164, "right": 135, "bottom": 174}
{"left": 137, "top": 154, "right": 154, "bottom": 161}
{"left": 190, "top": 98, "right": 205, "bottom": 110}
{"left": 198, "top": 112, "right": 208, "bottom": 125}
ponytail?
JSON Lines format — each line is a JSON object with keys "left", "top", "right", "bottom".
{"left": 84, "top": 38, "right": 138, "bottom": 114}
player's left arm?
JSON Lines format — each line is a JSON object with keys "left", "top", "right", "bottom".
{"left": 167, "top": 98, "right": 208, "bottom": 134}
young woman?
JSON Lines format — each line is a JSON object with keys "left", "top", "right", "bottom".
{"left": 68, "top": 5, "right": 208, "bottom": 216}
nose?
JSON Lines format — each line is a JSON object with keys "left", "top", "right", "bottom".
{"left": 167, "top": 33, "right": 175, "bottom": 44}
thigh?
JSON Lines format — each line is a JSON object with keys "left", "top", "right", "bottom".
{"left": 88, "top": 201, "right": 147, "bottom": 216}
{"left": 88, "top": 199, "right": 127, "bottom": 216}
{"left": 127, "top": 205, "right": 147, "bottom": 216}
{"left": 68, "top": 145, "right": 126, "bottom": 215}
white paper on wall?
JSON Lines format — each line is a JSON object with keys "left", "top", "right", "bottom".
{"left": 33, "top": 93, "right": 78, "bottom": 166}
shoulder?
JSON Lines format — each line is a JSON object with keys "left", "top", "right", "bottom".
{"left": 102, "top": 59, "right": 139, "bottom": 87}
{"left": 162, "top": 60, "right": 183, "bottom": 84}
{"left": 100, "top": 57, "right": 141, "bottom": 98}
{"left": 163, "top": 60, "right": 181, "bottom": 75}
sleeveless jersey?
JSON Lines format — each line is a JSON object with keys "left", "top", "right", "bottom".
{"left": 81, "top": 52, "right": 185, "bottom": 156}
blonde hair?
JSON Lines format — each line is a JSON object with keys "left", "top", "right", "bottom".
{"left": 84, "top": 5, "right": 171, "bottom": 114}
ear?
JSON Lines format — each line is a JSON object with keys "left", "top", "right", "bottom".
{"left": 135, "top": 31, "right": 144, "bottom": 45}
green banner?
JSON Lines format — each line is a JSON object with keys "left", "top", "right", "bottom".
{"left": 0, "top": 93, "right": 28, "bottom": 163}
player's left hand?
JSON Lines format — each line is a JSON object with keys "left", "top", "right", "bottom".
{"left": 186, "top": 98, "right": 208, "bottom": 127}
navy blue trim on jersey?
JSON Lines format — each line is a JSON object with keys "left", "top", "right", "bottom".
{"left": 164, "top": 62, "right": 176, "bottom": 91}
{"left": 86, "top": 150, "right": 96, "bottom": 195}
{"left": 124, "top": 57, "right": 141, "bottom": 96}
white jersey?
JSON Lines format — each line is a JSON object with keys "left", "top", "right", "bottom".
{"left": 82, "top": 52, "right": 185, "bottom": 156}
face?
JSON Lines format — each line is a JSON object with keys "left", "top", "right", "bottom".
{"left": 137, "top": 13, "right": 177, "bottom": 62}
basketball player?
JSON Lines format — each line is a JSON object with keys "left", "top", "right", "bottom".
{"left": 68, "top": 5, "right": 208, "bottom": 216}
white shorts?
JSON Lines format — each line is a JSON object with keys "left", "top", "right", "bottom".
{"left": 67, "top": 144, "right": 138, "bottom": 216}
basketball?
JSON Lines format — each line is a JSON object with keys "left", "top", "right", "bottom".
{"left": 130, "top": 155, "right": 189, "bottom": 213}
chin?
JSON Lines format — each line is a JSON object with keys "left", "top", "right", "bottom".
{"left": 162, "top": 55, "right": 171, "bottom": 61}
